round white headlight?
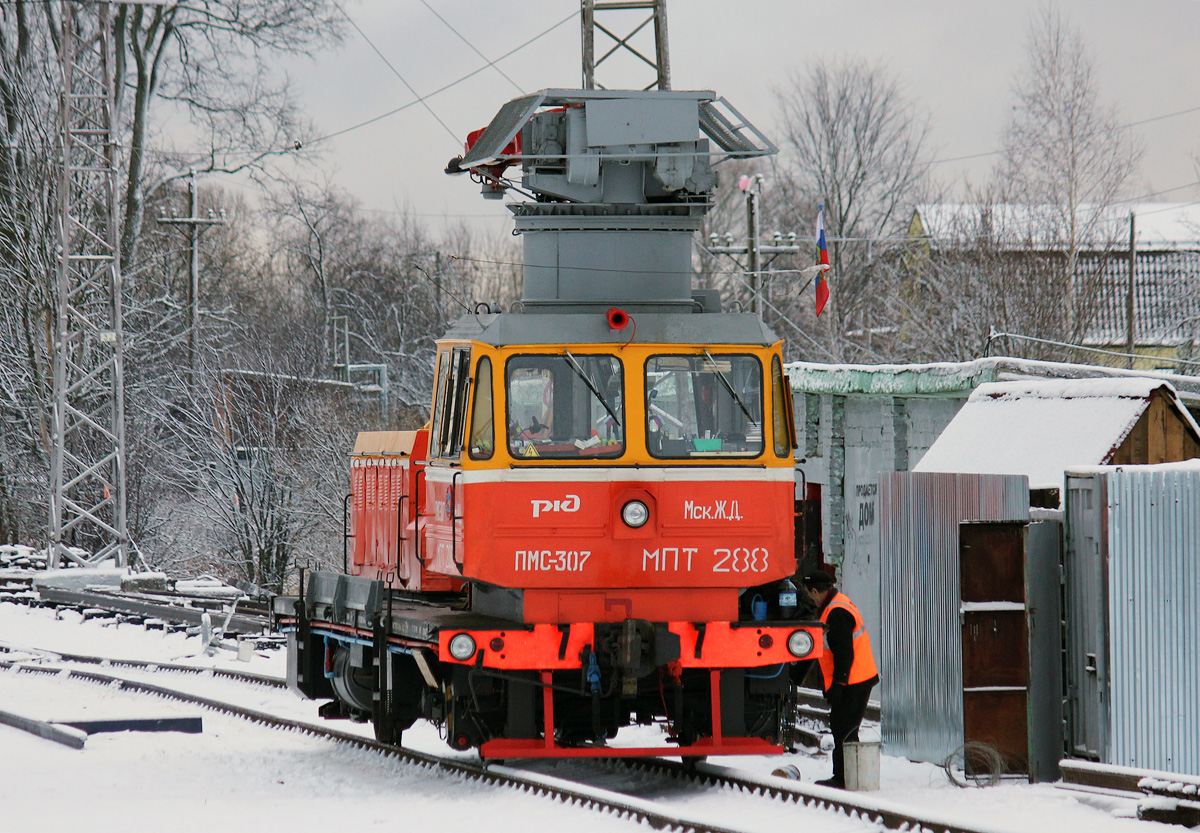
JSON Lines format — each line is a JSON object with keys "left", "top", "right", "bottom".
{"left": 621, "top": 500, "right": 649, "bottom": 528}
{"left": 787, "top": 630, "right": 815, "bottom": 658}
{"left": 448, "top": 633, "right": 477, "bottom": 661}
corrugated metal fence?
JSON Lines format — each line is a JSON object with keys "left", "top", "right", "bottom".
{"left": 1103, "top": 467, "right": 1200, "bottom": 773}
{"left": 879, "top": 472, "right": 1030, "bottom": 764}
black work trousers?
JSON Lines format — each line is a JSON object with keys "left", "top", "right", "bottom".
{"left": 827, "top": 680, "right": 875, "bottom": 783}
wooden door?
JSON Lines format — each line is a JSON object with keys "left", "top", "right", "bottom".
{"left": 960, "top": 521, "right": 1030, "bottom": 777}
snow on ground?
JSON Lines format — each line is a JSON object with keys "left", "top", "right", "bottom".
{"left": 0, "top": 668, "right": 646, "bottom": 833}
{"left": 0, "top": 600, "right": 1170, "bottom": 833}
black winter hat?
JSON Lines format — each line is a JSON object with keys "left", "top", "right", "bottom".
{"left": 802, "top": 570, "right": 835, "bottom": 589}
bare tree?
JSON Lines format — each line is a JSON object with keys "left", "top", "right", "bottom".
{"left": 887, "top": 192, "right": 1094, "bottom": 362}
{"left": 996, "top": 6, "right": 1142, "bottom": 342}
{"left": 776, "top": 58, "right": 935, "bottom": 360}
{"left": 110, "top": 0, "right": 344, "bottom": 266}
{"left": 691, "top": 158, "right": 840, "bottom": 362}
{"left": 266, "top": 183, "right": 469, "bottom": 417}
{"left": 0, "top": 7, "right": 66, "bottom": 543}
{"left": 148, "top": 339, "right": 353, "bottom": 593}
{"left": 0, "top": 1, "right": 345, "bottom": 552}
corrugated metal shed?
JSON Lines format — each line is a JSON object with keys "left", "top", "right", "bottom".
{"left": 786, "top": 360, "right": 1200, "bottom": 704}
{"left": 878, "top": 472, "right": 1030, "bottom": 764}
{"left": 1064, "top": 462, "right": 1200, "bottom": 774}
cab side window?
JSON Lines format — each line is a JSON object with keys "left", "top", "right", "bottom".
{"left": 429, "top": 350, "right": 451, "bottom": 447}
{"left": 468, "top": 357, "right": 494, "bottom": 460}
{"left": 432, "top": 346, "right": 472, "bottom": 459}
{"left": 771, "top": 355, "right": 796, "bottom": 457}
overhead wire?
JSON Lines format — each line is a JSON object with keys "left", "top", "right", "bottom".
{"left": 120, "top": 7, "right": 576, "bottom": 181}
{"left": 987, "top": 332, "right": 1200, "bottom": 369}
{"left": 329, "top": 0, "right": 460, "bottom": 143}
{"left": 304, "top": 7, "right": 577, "bottom": 147}
{"left": 417, "top": 0, "right": 525, "bottom": 95}
{"left": 1124, "top": 185, "right": 1200, "bottom": 214}
{"left": 930, "top": 102, "right": 1200, "bottom": 167}
{"left": 111, "top": 9, "right": 1200, "bottom": 240}
{"left": 113, "top": 4, "right": 576, "bottom": 170}
{"left": 409, "top": 260, "right": 474, "bottom": 315}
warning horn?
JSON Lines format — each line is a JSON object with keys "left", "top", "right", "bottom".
{"left": 606, "top": 307, "right": 630, "bottom": 331}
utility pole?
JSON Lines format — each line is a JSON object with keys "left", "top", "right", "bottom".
{"left": 1126, "top": 210, "right": 1136, "bottom": 370}
{"left": 581, "top": 0, "right": 670, "bottom": 90}
{"left": 707, "top": 174, "right": 801, "bottom": 317}
{"left": 333, "top": 316, "right": 390, "bottom": 424}
{"left": 331, "top": 314, "right": 350, "bottom": 371}
{"left": 745, "top": 177, "right": 761, "bottom": 314}
{"left": 157, "top": 170, "right": 227, "bottom": 388}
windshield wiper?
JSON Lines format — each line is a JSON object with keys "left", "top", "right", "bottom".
{"left": 563, "top": 350, "right": 621, "bottom": 427}
{"left": 703, "top": 349, "right": 755, "bottom": 423}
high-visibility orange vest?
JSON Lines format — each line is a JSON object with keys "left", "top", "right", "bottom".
{"left": 818, "top": 592, "right": 879, "bottom": 689}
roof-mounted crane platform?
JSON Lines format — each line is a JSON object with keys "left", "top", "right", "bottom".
{"left": 448, "top": 89, "right": 776, "bottom": 313}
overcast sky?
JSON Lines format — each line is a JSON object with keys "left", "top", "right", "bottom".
{"left": 266, "top": 0, "right": 1200, "bottom": 240}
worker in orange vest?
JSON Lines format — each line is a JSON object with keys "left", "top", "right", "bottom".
{"left": 803, "top": 569, "right": 879, "bottom": 789}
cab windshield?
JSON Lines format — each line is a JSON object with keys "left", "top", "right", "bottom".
{"left": 645, "top": 354, "right": 763, "bottom": 458}
{"left": 506, "top": 354, "right": 624, "bottom": 459}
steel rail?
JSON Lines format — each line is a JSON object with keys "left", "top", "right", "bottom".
{"left": 619, "top": 757, "right": 1020, "bottom": 833}
{"left": 1058, "top": 760, "right": 1200, "bottom": 826}
{"left": 1, "top": 657, "right": 1023, "bottom": 833}
{"left": 1059, "top": 758, "right": 1200, "bottom": 800}
{"left": 792, "top": 686, "right": 882, "bottom": 723}
{"left": 0, "top": 641, "right": 285, "bottom": 688}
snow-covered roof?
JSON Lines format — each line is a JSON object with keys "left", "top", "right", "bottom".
{"left": 912, "top": 378, "right": 1196, "bottom": 490}
{"left": 1067, "top": 458, "right": 1200, "bottom": 476}
{"left": 785, "top": 356, "right": 1200, "bottom": 407}
{"left": 912, "top": 203, "right": 1200, "bottom": 251}
{"left": 969, "top": 378, "right": 1165, "bottom": 400}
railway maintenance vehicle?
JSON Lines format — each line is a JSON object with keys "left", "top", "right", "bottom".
{"left": 275, "top": 79, "right": 822, "bottom": 759}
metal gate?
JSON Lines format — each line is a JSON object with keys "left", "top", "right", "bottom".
{"left": 1064, "top": 473, "right": 1108, "bottom": 760}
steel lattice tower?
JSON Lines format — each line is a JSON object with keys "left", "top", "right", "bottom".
{"left": 581, "top": 0, "right": 670, "bottom": 91}
{"left": 49, "top": 2, "right": 128, "bottom": 568}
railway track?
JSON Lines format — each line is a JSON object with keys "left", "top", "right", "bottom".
{"left": 1059, "top": 759, "right": 1200, "bottom": 826}
{"left": 789, "top": 686, "right": 882, "bottom": 748}
{"left": 0, "top": 641, "right": 285, "bottom": 688}
{"left": 5, "top": 587, "right": 850, "bottom": 743}
{"left": 0, "top": 652, "right": 1035, "bottom": 833}
{"left": 8, "top": 629, "right": 1176, "bottom": 832}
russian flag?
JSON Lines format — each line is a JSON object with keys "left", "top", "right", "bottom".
{"left": 815, "top": 204, "right": 830, "bottom": 316}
